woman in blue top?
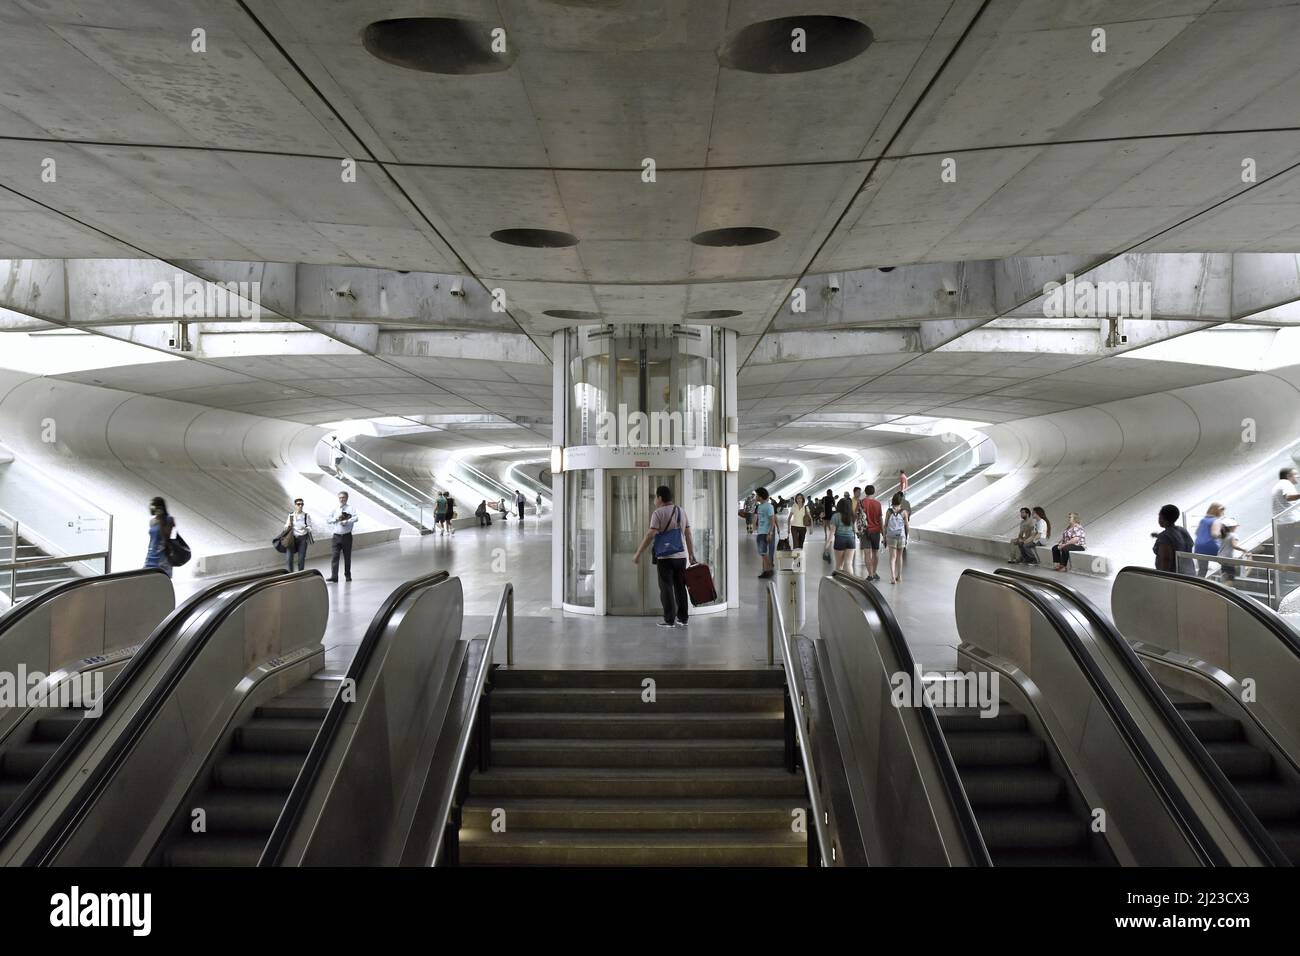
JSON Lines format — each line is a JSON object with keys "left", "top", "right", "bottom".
{"left": 831, "top": 498, "right": 856, "bottom": 573}
{"left": 144, "top": 496, "right": 175, "bottom": 578}
{"left": 1193, "top": 502, "right": 1224, "bottom": 577}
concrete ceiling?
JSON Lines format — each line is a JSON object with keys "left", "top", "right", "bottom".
{"left": 3, "top": 0, "right": 1300, "bottom": 460}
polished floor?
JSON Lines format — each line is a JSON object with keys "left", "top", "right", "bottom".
{"left": 179, "top": 514, "right": 1116, "bottom": 672}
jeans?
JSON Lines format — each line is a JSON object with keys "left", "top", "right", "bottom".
{"left": 287, "top": 535, "right": 308, "bottom": 571}
{"left": 1018, "top": 540, "right": 1043, "bottom": 564}
{"left": 330, "top": 532, "right": 352, "bottom": 579}
{"left": 792, "top": 526, "right": 807, "bottom": 550}
{"left": 656, "top": 557, "right": 688, "bottom": 625}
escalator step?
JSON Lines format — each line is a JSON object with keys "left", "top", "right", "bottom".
{"left": 31, "top": 710, "right": 85, "bottom": 742}
{"left": 253, "top": 704, "right": 330, "bottom": 721}
{"left": 0, "top": 741, "right": 60, "bottom": 778}
{"left": 1235, "top": 782, "right": 1300, "bottom": 822}
{"left": 1204, "top": 742, "right": 1272, "bottom": 779}
{"left": 956, "top": 767, "right": 1064, "bottom": 807}
{"left": 193, "top": 790, "right": 289, "bottom": 832}
{"left": 973, "top": 808, "right": 1088, "bottom": 850}
{"left": 934, "top": 708, "right": 1026, "bottom": 733}
{"left": 212, "top": 753, "right": 304, "bottom": 790}
{"left": 235, "top": 717, "right": 324, "bottom": 753}
{"left": 1177, "top": 710, "right": 1242, "bottom": 743}
{"left": 163, "top": 835, "right": 268, "bottom": 867}
{"left": 944, "top": 731, "right": 1044, "bottom": 768}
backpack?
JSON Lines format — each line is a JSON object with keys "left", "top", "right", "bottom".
{"left": 886, "top": 508, "right": 906, "bottom": 537}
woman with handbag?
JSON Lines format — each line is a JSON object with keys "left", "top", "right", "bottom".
{"left": 144, "top": 497, "right": 176, "bottom": 578}
{"left": 280, "top": 496, "right": 315, "bottom": 571}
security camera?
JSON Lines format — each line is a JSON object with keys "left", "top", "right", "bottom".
{"left": 449, "top": 278, "right": 465, "bottom": 298}
{"left": 827, "top": 274, "right": 841, "bottom": 294}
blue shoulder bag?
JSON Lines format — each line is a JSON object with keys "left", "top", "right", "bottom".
{"left": 653, "top": 507, "right": 684, "bottom": 559}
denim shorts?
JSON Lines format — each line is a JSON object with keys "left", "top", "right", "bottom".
{"left": 756, "top": 533, "right": 775, "bottom": 557}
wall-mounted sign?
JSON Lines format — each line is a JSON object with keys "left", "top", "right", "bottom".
{"left": 634, "top": 460, "right": 649, "bottom": 468}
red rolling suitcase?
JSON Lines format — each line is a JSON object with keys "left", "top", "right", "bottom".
{"left": 684, "top": 562, "right": 717, "bottom": 605}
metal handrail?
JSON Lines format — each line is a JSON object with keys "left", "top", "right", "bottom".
{"left": 431, "top": 581, "right": 513, "bottom": 865}
{"left": 1176, "top": 551, "right": 1300, "bottom": 574}
{"left": 764, "top": 579, "right": 831, "bottom": 866}
{"left": 874, "top": 435, "right": 990, "bottom": 503}
{"left": 329, "top": 441, "right": 437, "bottom": 504}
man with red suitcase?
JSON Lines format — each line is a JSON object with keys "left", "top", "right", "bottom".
{"left": 632, "top": 484, "right": 699, "bottom": 628}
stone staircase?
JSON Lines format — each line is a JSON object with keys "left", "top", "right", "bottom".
{"left": 0, "top": 530, "right": 81, "bottom": 606}
{"left": 455, "top": 669, "right": 810, "bottom": 866}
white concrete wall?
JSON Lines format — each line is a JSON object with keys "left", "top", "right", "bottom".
{"left": 0, "top": 370, "right": 401, "bottom": 575}
{"left": 920, "top": 365, "right": 1300, "bottom": 569}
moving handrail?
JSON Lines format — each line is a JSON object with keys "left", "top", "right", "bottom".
{"left": 22, "top": 570, "right": 314, "bottom": 866}
{"left": 997, "top": 568, "right": 1288, "bottom": 866}
{"left": 0, "top": 566, "right": 165, "bottom": 635}
{"left": 260, "top": 570, "right": 451, "bottom": 865}
{"left": 0, "top": 568, "right": 283, "bottom": 852}
{"left": 765, "top": 578, "right": 831, "bottom": 865}
{"left": 431, "top": 582, "right": 512, "bottom": 865}
{"left": 829, "top": 570, "right": 991, "bottom": 866}
{"left": 961, "top": 569, "right": 1218, "bottom": 865}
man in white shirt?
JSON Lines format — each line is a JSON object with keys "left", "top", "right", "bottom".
{"left": 327, "top": 490, "right": 359, "bottom": 582}
{"left": 1272, "top": 467, "right": 1300, "bottom": 519}
{"left": 1272, "top": 467, "right": 1300, "bottom": 567}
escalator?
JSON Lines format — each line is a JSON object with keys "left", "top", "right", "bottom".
{"left": 811, "top": 569, "right": 1235, "bottom": 865}
{"left": 17, "top": 568, "right": 480, "bottom": 867}
{"left": 1109, "top": 566, "right": 1300, "bottom": 865}
{"left": 936, "top": 702, "right": 1114, "bottom": 865}
{"left": 151, "top": 677, "right": 337, "bottom": 866}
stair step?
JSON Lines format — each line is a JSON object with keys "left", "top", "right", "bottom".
{"left": 492, "top": 669, "right": 785, "bottom": 690}
{"left": 492, "top": 738, "right": 785, "bottom": 769}
{"left": 1205, "top": 742, "right": 1273, "bottom": 779}
{"left": 491, "top": 688, "right": 783, "bottom": 714}
{"left": 934, "top": 707, "right": 1026, "bottom": 733}
{"left": 492, "top": 712, "right": 784, "bottom": 739}
{"left": 974, "top": 808, "right": 1088, "bottom": 850}
{"left": 0, "top": 781, "right": 26, "bottom": 815}
{"left": 457, "top": 828, "right": 807, "bottom": 866}
{"left": 1178, "top": 710, "right": 1243, "bottom": 742}
{"left": 460, "top": 796, "right": 804, "bottom": 830}
{"left": 236, "top": 717, "right": 324, "bottom": 753}
{"left": 212, "top": 752, "right": 304, "bottom": 790}
{"left": 944, "top": 731, "right": 1045, "bottom": 768}
{"left": 163, "top": 835, "right": 267, "bottom": 867}
{"left": 192, "top": 790, "right": 290, "bottom": 832}
{"left": 0, "top": 741, "right": 60, "bottom": 778}
{"left": 1236, "top": 782, "right": 1300, "bottom": 822}
{"left": 31, "top": 710, "right": 85, "bottom": 743}
{"left": 956, "top": 767, "right": 1064, "bottom": 807}
{"left": 467, "top": 767, "right": 807, "bottom": 799}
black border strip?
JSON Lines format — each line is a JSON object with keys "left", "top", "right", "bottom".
{"left": 829, "top": 571, "right": 992, "bottom": 866}
{"left": 997, "top": 567, "right": 1288, "bottom": 866}
{"left": 21, "top": 570, "right": 316, "bottom": 866}
{"left": 964, "top": 569, "right": 1225, "bottom": 866}
{"left": 259, "top": 570, "right": 450, "bottom": 866}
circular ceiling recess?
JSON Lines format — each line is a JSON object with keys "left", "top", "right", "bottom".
{"left": 690, "top": 226, "right": 780, "bottom": 247}
{"left": 362, "top": 18, "right": 517, "bottom": 74}
{"left": 685, "top": 309, "right": 743, "bottom": 320}
{"left": 491, "top": 228, "right": 579, "bottom": 248}
{"left": 543, "top": 309, "right": 603, "bottom": 320}
{"left": 718, "top": 16, "right": 873, "bottom": 74}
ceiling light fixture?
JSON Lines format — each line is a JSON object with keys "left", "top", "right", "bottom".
{"left": 690, "top": 227, "right": 779, "bottom": 248}
{"left": 718, "top": 16, "right": 873, "bottom": 74}
{"left": 362, "top": 18, "right": 516, "bottom": 74}
{"left": 491, "top": 228, "right": 579, "bottom": 248}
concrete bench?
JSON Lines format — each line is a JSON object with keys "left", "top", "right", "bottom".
{"left": 909, "top": 527, "right": 1110, "bottom": 576}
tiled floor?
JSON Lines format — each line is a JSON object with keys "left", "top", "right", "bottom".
{"left": 180, "top": 515, "right": 1118, "bottom": 673}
